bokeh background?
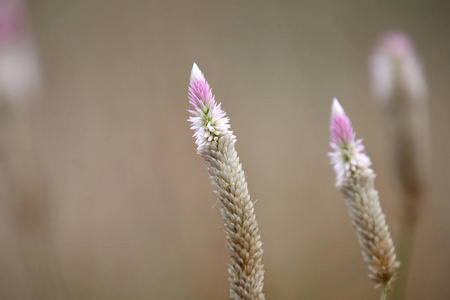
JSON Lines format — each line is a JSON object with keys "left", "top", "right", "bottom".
{"left": 0, "top": 1, "right": 449, "bottom": 299}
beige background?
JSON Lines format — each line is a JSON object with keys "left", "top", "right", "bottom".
{"left": 0, "top": 1, "right": 449, "bottom": 299}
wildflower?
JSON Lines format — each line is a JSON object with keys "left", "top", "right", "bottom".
{"left": 188, "top": 63, "right": 265, "bottom": 300}
{"left": 329, "top": 98, "right": 399, "bottom": 289}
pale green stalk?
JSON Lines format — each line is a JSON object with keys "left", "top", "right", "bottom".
{"left": 381, "top": 282, "right": 389, "bottom": 300}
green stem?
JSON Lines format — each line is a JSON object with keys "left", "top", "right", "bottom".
{"left": 380, "top": 282, "right": 388, "bottom": 300}
{"left": 391, "top": 221, "right": 416, "bottom": 300}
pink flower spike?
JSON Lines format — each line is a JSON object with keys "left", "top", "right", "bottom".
{"left": 330, "top": 98, "right": 355, "bottom": 149}
{"left": 187, "top": 64, "right": 265, "bottom": 299}
{"left": 329, "top": 99, "right": 371, "bottom": 186}
{"left": 188, "top": 63, "right": 230, "bottom": 150}
{"left": 328, "top": 98, "right": 400, "bottom": 288}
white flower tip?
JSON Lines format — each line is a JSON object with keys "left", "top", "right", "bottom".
{"left": 331, "top": 98, "right": 345, "bottom": 117}
{"left": 190, "top": 62, "right": 204, "bottom": 82}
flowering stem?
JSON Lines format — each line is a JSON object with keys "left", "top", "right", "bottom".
{"left": 381, "top": 282, "right": 389, "bottom": 300}
{"left": 188, "top": 63, "right": 265, "bottom": 299}
{"left": 329, "top": 99, "right": 399, "bottom": 288}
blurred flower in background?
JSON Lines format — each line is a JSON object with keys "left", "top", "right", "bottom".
{"left": 370, "top": 30, "right": 430, "bottom": 223}
{"left": 370, "top": 31, "right": 427, "bottom": 104}
{"left": 370, "top": 31, "right": 431, "bottom": 300}
{"left": 0, "top": 1, "right": 65, "bottom": 300}
{"left": 0, "top": 0, "right": 40, "bottom": 104}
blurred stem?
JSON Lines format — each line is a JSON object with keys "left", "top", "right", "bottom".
{"left": 380, "top": 282, "right": 388, "bottom": 300}
{"left": 391, "top": 220, "right": 416, "bottom": 300}
{"left": 0, "top": 106, "right": 72, "bottom": 299}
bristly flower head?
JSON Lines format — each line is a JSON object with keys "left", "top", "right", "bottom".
{"left": 329, "top": 98, "right": 371, "bottom": 186}
{"left": 329, "top": 98, "right": 400, "bottom": 288}
{"left": 188, "top": 63, "right": 230, "bottom": 150}
{"left": 370, "top": 31, "right": 427, "bottom": 103}
{"left": 187, "top": 63, "right": 265, "bottom": 298}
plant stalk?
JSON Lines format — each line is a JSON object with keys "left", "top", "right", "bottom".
{"left": 381, "top": 282, "right": 389, "bottom": 300}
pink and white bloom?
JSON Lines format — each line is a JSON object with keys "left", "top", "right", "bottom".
{"left": 188, "top": 63, "right": 230, "bottom": 151}
{"left": 187, "top": 64, "right": 266, "bottom": 298}
{"left": 0, "top": 0, "right": 40, "bottom": 104}
{"left": 328, "top": 98, "right": 400, "bottom": 287}
{"left": 370, "top": 31, "right": 426, "bottom": 103}
{"left": 329, "top": 98, "right": 371, "bottom": 186}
